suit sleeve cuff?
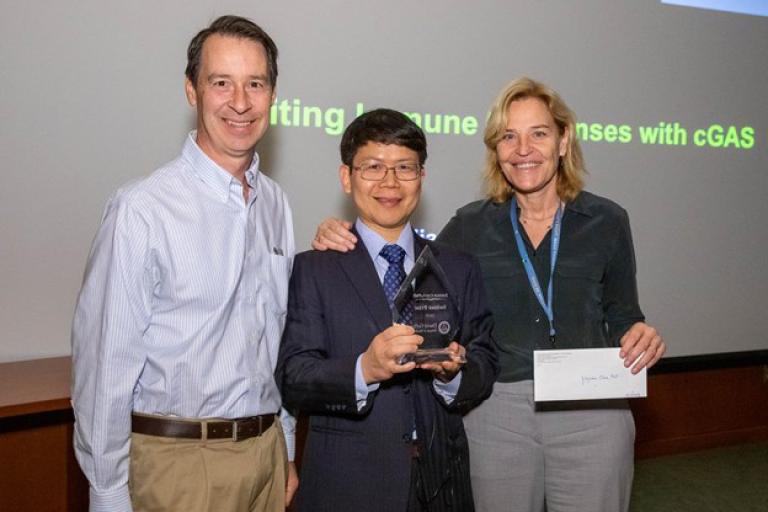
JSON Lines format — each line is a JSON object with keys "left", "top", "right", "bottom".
{"left": 433, "top": 372, "right": 462, "bottom": 404}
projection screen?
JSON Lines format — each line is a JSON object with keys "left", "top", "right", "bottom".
{"left": 1, "top": 0, "right": 766, "bottom": 362}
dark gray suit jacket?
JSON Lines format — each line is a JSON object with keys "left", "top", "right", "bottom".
{"left": 276, "top": 232, "right": 498, "bottom": 512}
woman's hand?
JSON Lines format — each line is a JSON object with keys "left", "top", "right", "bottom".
{"left": 620, "top": 322, "right": 665, "bottom": 373}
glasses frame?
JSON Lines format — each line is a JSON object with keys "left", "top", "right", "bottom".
{"left": 351, "top": 161, "right": 423, "bottom": 181}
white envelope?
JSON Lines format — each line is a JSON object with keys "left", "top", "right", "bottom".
{"left": 533, "top": 347, "right": 646, "bottom": 402}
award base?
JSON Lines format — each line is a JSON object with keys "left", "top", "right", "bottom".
{"left": 399, "top": 348, "right": 466, "bottom": 365}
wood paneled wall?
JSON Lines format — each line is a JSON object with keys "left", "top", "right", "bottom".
{"left": 2, "top": 358, "right": 767, "bottom": 510}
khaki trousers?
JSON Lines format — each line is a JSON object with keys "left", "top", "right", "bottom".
{"left": 129, "top": 419, "right": 287, "bottom": 512}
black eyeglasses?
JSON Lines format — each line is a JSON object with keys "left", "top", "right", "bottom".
{"left": 352, "top": 161, "right": 423, "bottom": 181}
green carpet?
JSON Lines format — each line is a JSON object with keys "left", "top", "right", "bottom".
{"left": 631, "top": 442, "right": 768, "bottom": 512}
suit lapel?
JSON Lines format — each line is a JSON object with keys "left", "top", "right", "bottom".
{"left": 337, "top": 229, "right": 392, "bottom": 333}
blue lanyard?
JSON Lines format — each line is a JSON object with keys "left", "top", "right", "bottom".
{"left": 509, "top": 197, "right": 563, "bottom": 345}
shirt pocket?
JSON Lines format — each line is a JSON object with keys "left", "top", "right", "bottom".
{"left": 554, "top": 262, "right": 604, "bottom": 318}
{"left": 265, "top": 253, "right": 292, "bottom": 316}
{"left": 476, "top": 254, "right": 527, "bottom": 315}
{"left": 477, "top": 254, "right": 525, "bottom": 279}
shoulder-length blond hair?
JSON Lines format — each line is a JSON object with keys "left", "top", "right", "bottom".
{"left": 483, "top": 77, "right": 585, "bottom": 203}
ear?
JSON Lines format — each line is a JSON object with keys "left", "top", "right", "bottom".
{"left": 339, "top": 165, "right": 352, "bottom": 194}
{"left": 559, "top": 127, "right": 569, "bottom": 157}
{"left": 270, "top": 88, "right": 277, "bottom": 106}
{"left": 185, "top": 78, "right": 198, "bottom": 107}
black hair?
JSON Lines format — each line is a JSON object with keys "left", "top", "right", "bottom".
{"left": 340, "top": 108, "right": 427, "bottom": 166}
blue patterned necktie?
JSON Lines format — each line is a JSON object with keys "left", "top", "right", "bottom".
{"left": 380, "top": 244, "right": 413, "bottom": 324}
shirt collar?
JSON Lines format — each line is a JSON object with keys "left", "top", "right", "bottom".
{"left": 564, "top": 191, "right": 594, "bottom": 217}
{"left": 503, "top": 191, "right": 595, "bottom": 219}
{"left": 182, "top": 131, "right": 261, "bottom": 203}
{"left": 355, "top": 219, "right": 415, "bottom": 264}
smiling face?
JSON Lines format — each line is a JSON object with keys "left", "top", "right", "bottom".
{"left": 185, "top": 34, "right": 275, "bottom": 176}
{"left": 340, "top": 142, "right": 423, "bottom": 242}
{"left": 496, "top": 97, "right": 569, "bottom": 200}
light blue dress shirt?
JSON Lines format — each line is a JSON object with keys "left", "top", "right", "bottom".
{"left": 353, "top": 219, "right": 461, "bottom": 408}
{"left": 71, "top": 133, "right": 295, "bottom": 512}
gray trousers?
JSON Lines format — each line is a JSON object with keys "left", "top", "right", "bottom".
{"left": 464, "top": 380, "right": 635, "bottom": 512}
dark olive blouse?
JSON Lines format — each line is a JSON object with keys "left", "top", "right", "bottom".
{"left": 438, "top": 190, "right": 645, "bottom": 383}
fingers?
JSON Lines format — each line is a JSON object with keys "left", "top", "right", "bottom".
{"left": 361, "top": 325, "right": 422, "bottom": 383}
{"left": 392, "top": 359, "right": 418, "bottom": 374}
{"left": 387, "top": 333, "right": 423, "bottom": 373}
{"left": 620, "top": 322, "right": 665, "bottom": 374}
{"left": 620, "top": 323, "right": 647, "bottom": 366}
{"left": 631, "top": 334, "right": 665, "bottom": 374}
{"left": 385, "top": 323, "right": 416, "bottom": 336}
{"left": 419, "top": 342, "right": 466, "bottom": 382}
{"left": 312, "top": 218, "right": 357, "bottom": 252}
{"left": 285, "top": 461, "right": 299, "bottom": 507}
{"left": 619, "top": 323, "right": 643, "bottom": 359}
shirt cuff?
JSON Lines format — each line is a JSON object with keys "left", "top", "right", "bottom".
{"left": 89, "top": 484, "right": 132, "bottom": 512}
{"left": 355, "top": 354, "right": 380, "bottom": 411}
{"left": 432, "top": 372, "right": 462, "bottom": 404}
{"left": 279, "top": 408, "right": 296, "bottom": 461}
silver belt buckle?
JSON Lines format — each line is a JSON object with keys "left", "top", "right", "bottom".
{"left": 232, "top": 420, "right": 240, "bottom": 442}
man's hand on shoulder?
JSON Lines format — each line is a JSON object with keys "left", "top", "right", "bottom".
{"left": 360, "top": 324, "right": 422, "bottom": 384}
{"left": 312, "top": 217, "right": 357, "bottom": 252}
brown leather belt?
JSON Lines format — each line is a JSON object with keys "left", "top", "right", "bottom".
{"left": 132, "top": 413, "right": 275, "bottom": 442}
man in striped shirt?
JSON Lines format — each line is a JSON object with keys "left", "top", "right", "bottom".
{"left": 71, "top": 15, "right": 298, "bottom": 512}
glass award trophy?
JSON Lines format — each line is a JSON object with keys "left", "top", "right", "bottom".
{"left": 393, "top": 245, "right": 465, "bottom": 365}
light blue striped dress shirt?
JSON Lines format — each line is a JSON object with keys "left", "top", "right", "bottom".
{"left": 71, "top": 133, "right": 295, "bottom": 511}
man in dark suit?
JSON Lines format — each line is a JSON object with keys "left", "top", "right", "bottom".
{"left": 276, "top": 108, "right": 498, "bottom": 512}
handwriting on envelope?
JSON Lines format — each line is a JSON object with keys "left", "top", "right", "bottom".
{"left": 533, "top": 347, "right": 647, "bottom": 402}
